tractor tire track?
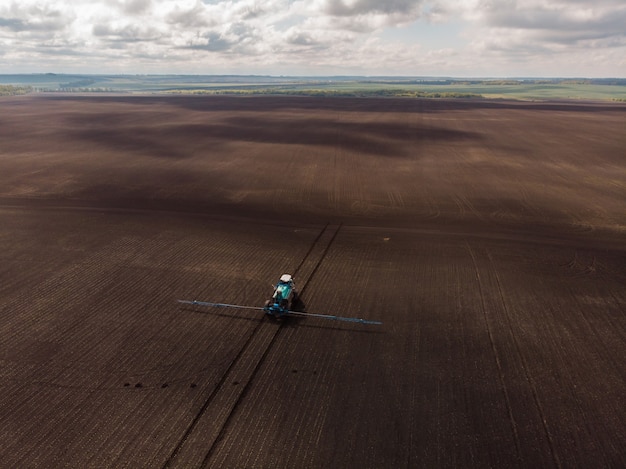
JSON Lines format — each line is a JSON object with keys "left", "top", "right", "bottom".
{"left": 292, "top": 223, "right": 330, "bottom": 277}
{"left": 486, "top": 250, "right": 562, "bottom": 469}
{"left": 163, "top": 223, "right": 342, "bottom": 468}
{"left": 162, "top": 315, "right": 267, "bottom": 468}
{"left": 295, "top": 223, "right": 343, "bottom": 298}
{"left": 466, "top": 243, "right": 522, "bottom": 463}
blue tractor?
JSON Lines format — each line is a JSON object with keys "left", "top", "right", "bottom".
{"left": 264, "top": 274, "right": 298, "bottom": 318}
{"left": 178, "top": 273, "right": 381, "bottom": 325}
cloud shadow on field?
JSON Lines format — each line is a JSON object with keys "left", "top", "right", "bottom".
{"left": 42, "top": 95, "right": 626, "bottom": 115}
{"left": 65, "top": 113, "right": 481, "bottom": 159}
{"left": 166, "top": 96, "right": 626, "bottom": 115}
{"left": 66, "top": 127, "right": 195, "bottom": 159}
{"left": 179, "top": 115, "right": 481, "bottom": 157}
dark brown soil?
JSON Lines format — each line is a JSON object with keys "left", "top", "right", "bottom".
{"left": 0, "top": 95, "right": 624, "bottom": 468}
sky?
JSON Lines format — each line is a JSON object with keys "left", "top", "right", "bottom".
{"left": 0, "top": 0, "right": 625, "bottom": 77}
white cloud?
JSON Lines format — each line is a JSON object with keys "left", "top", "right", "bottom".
{"left": 119, "top": 0, "right": 153, "bottom": 15}
{"left": 319, "top": 0, "right": 422, "bottom": 17}
{"left": 459, "top": 1, "right": 626, "bottom": 47}
{"left": 0, "top": 2, "right": 74, "bottom": 36}
{"left": 0, "top": 0, "right": 624, "bottom": 75}
{"left": 449, "top": 0, "right": 626, "bottom": 75}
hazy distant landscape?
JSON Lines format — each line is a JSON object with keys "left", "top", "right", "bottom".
{"left": 2, "top": 74, "right": 626, "bottom": 101}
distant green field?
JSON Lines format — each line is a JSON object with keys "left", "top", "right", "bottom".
{"left": 171, "top": 82, "right": 626, "bottom": 101}
{"left": 419, "top": 83, "right": 626, "bottom": 101}
{"left": 1, "top": 74, "right": 625, "bottom": 101}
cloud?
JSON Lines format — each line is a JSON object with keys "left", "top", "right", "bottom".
{"left": 182, "top": 19, "right": 267, "bottom": 56}
{"left": 304, "top": 0, "right": 425, "bottom": 32}
{"left": 322, "top": 0, "right": 422, "bottom": 16}
{"left": 188, "top": 30, "right": 234, "bottom": 52}
{"left": 93, "top": 22, "right": 164, "bottom": 42}
{"left": 286, "top": 31, "right": 323, "bottom": 47}
{"left": 0, "top": 17, "right": 26, "bottom": 32}
{"left": 167, "top": 2, "right": 217, "bottom": 28}
{"left": 0, "top": 2, "right": 73, "bottom": 34}
{"left": 119, "top": 0, "right": 153, "bottom": 15}
{"left": 240, "top": 3, "right": 267, "bottom": 20}
{"left": 466, "top": 0, "right": 626, "bottom": 49}
{"left": 424, "top": 0, "right": 626, "bottom": 75}
{"left": 0, "top": 0, "right": 625, "bottom": 76}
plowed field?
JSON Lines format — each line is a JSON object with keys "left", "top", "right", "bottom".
{"left": 1, "top": 95, "right": 625, "bottom": 468}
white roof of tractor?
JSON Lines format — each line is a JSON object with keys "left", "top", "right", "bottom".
{"left": 280, "top": 274, "right": 293, "bottom": 283}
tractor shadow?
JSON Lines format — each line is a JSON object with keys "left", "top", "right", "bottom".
{"left": 290, "top": 296, "right": 306, "bottom": 312}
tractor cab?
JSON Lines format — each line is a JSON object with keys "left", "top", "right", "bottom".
{"left": 265, "top": 274, "right": 297, "bottom": 318}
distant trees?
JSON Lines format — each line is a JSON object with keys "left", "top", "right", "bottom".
{"left": 165, "top": 87, "right": 483, "bottom": 99}
{"left": 0, "top": 85, "right": 32, "bottom": 96}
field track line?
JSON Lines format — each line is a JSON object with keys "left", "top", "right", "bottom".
{"left": 295, "top": 223, "right": 343, "bottom": 298}
{"left": 161, "top": 316, "right": 267, "bottom": 468}
{"left": 163, "top": 223, "right": 342, "bottom": 468}
{"left": 292, "top": 223, "right": 330, "bottom": 277}
{"left": 200, "top": 223, "right": 343, "bottom": 467}
{"left": 198, "top": 323, "right": 284, "bottom": 468}
{"left": 466, "top": 242, "right": 522, "bottom": 463}
{"left": 486, "top": 251, "right": 562, "bottom": 469}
